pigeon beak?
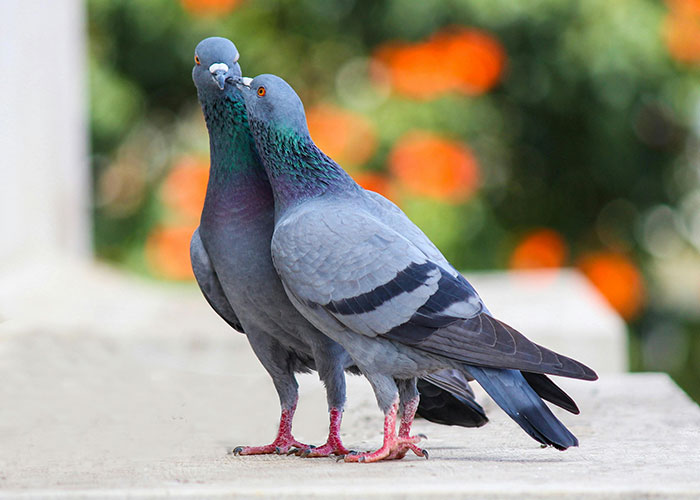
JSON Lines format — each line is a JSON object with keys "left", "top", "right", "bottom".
{"left": 209, "top": 62, "right": 229, "bottom": 90}
{"left": 213, "top": 71, "right": 227, "bottom": 90}
{"left": 233, "top": 77, "right": 253, "bottom": 90}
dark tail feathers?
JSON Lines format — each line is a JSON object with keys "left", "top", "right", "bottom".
{"left": 523, "top": 372, "right": 580, "bottom": 414}
{"left": 416, "top": 377, "right": 488, "bottom": 428}
{"left": 468, "top": 366, "right": 579, "bottom": 450}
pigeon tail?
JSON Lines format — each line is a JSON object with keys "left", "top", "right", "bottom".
{"left": 416, "top": 379, "right": 489, "bottom": 427}
{"left": 522, "top": 372, "right": 580, "bottom": 414}
{"left": 467, "top": 366, "right": 579, "bottom": 450}
{"left": 416, "top": 375, "right": 488, "bottom": 427}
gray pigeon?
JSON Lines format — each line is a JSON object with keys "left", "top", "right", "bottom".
{"left": 235, "top": 73, "right": 598, "bottom": 463}
{"left": 190, "top": 37, "right": 488, "bottom": 457}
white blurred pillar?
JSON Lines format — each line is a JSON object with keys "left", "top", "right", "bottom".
{"left": 0, "top": 0, "right": 90, "bottom": 265}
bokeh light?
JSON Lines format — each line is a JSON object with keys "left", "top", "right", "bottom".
{"left": 389, "top": 131, "right": 480, "bottom": 203}
{"left": 351, "top": 171, "right": 397, "bottom": 203}
{"left": 578, "top": 252, "right": 645, "bottom": 320}
{"left": 509, "top": 229, "right": 568, "bottom": 270}
{"left": 307, "top": 105, "right": 377, "bottom": 168}
{"left": 373, "top": 27, "right": 505, "bottom": 100}
{"left": 160, "top": 156, "right": 209, "bottom": 223}
{"left": 664, "top": 0, "right": 700, "bottom": 64}
{"left": 145, "top": 225, "right": 195, "bottom": 280}
{"left": 97, "top": 161, "right": 147, "bottom": 219}
{"left": 181, "top": 0, "right": 242, "bottom": 17}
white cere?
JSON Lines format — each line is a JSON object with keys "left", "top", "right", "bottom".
{"left": 241, "top": 77, "right": 253, "bottom": 86}
{"left": 209, "top": 62, "right": 229, "bottom": 74}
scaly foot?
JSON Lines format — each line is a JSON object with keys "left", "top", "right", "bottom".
{"left": 342, "top": 398, "right": 428, "bottom": 463}
{"left": 343, "top": 434, "right": 426, "bottom": 463}
{"left": 385, "top": 396, "right": 425, "bottom": 460}
{"left": 385, "top": 441, "right": 429, "bottom": 460}
{"left": 232, "top": 436, "right": 310, "bottom": 456}
{"left": 297, "top": 441, "right": 351, "bottom": 457}
{"left": 385, "top": 434, "right": 428, "bottom": 460}
{"left": 231, "top": 404, "right": 307, "bottom": 456}
{"left": 292, "top": 407, "right": 351, "bottom": 457}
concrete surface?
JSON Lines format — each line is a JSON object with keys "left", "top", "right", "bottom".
{"left": 1, "top": 261, "right": 693, "bottom": 498}
{"left": 0, "top": 332, "right": 699, "bottom": 498}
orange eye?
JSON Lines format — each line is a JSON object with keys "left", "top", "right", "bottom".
{"left": 257, "top": 86, "right": 266, "bottom": 97}
{"left": 195, "top": 55, "right": 201, "bottom": 65}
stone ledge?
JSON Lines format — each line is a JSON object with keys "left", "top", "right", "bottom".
{"left": 0, "top": 262, "right": 684, "bottom": 498}
{"left": 0, "top": 323, "right": 698, "bottom": 497}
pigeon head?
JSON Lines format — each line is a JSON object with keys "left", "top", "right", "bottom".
{"left": 192, "top": 37, "right": 242, "bottom": 93}
{"left": 236, "top": 74, "right": 310, "bottom": 138}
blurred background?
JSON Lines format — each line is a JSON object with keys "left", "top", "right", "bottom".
{"left": 84, "top": 0, "right": 700, "bottom": 402}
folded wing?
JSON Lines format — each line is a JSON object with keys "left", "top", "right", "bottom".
{"left": 273, "top": 205, "right": 596, "bottom": 381}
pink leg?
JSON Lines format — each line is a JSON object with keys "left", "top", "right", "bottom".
{"left": 344, "top": 397, "right": 424, "bottom": 463}
{"left": 232, "top": 402, "right": 309, "bottom": 456}
{"left": 297, "top": 407, "right": 351, "bottom": 457}
{"left": 398, "top": 395, "right": 420, "bottom": 438}
{"left": 386, "top": 395, "right": 427, "bottom": 460}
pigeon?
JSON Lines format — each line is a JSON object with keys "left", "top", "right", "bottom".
{"left": 235, "top": 73, "right": 598, "bottom": 463}
{"left": 189, "top": 37, "right": 487, "bottom": 457}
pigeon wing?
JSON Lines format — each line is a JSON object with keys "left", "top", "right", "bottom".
{"left": 272, "top": 204, "right": 446, "bottom": 337}
{"left": 272, "top": 205, "right": 596, "bottom": 380}
{"left": 190, "top": 228, "right": 244, "bottom": 333}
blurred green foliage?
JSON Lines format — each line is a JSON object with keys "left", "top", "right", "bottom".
{"left": 88, "top": 0, "right": 700, "bottom": 401}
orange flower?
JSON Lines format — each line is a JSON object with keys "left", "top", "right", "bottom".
{"left": 375, "top": 41, "right": 450, "bottom": 100}
{"left": 161, "top": 156, "right": 209, "bottom": 222}
{"left": 664, "top": 0, "right": 700, "bottom": 64}
{"left": 664, "top": 12, "right": 700, "bottom": 64}
{"left": 181, "top": 0, "right": 241, "bottom": 16}
{"left": 666, "top": 0, "right": 700, "bottom": 16}
{"left": 373, "top": 27, "right": 505, "bottom": 99}
{"left": 578, "top": 252, "right": 645, "bottom": 320}
{"left": 434, "top": 28, "right": 506, "bottom": 95}
{"left": 307, "top": 105, "right": 377, "bottom": 167}
{"left": 145, "top": 225, "right": 196, "bottom": 280}
{"left": 509, "top": 229, "right": 568, "bottom": 270}
{"left": 389, "top": 131, "right": 479, "bottom": 202}
{"left": 352, "top": 171, "right": 398, "bottom": 203}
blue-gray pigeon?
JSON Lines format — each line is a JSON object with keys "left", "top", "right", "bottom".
{"left": 189, "top": 37, "right": 488, "bottom": 458}
{"left": 235, "top": 73, "right": 598, "bottom": 463}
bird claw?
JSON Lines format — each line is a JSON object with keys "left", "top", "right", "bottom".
{"left": 286, "top": 448, "right": 300, "bottom": 456}
{"left": 336, "top": 450, "right": 357, "bottom": 462}
{"left": 231, "top": 446, "right": 244, "bottom": 456}
{"left": 417, "top": 433, "right": 428, "bottom": 440}
{"left": 345, "top": 437, "right": 427, "bottom": 462}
